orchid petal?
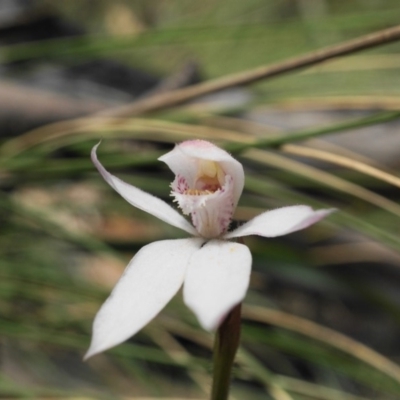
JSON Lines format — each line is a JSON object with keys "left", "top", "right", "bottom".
{"left": 183, "top": 240, "right": 251, "bottom": 331}
{"left": 225, "top": 205, "right": 335, "bottom": 239}
{"left": 159, "top": 140, "right": 244, "bottom": 208}
{"left": 91, "top": 143, "right": 197, "bottom": 235}
{"left": 85, "top": 238, "right": 204, "bottom": 359}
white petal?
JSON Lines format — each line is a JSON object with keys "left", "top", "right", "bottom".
{"left": 183, "top": 240, "right": 252, "bottom": 331}
{"left": 159, "top": 140, "right": 244, "bottom": 207}
{"left": 85, "top": 238, "right": 203, "bottom": 359}
{"left": 225, "top": 205, "right": 335, "bottom": 239}
{"left": 91, "top": 143, "right": 197, "bottom": 236}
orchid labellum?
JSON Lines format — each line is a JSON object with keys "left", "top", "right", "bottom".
{"left": 85, "top": 140, "right": 334, "bottom": 359}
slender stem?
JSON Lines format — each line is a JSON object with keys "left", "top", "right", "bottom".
{"left": 100, "top": 25, "right": 400, "bottom": 117}
{"left": 211, "top": 303, "right": 242, "bottom": 400}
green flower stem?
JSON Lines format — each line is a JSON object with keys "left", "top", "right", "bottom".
{"left": 211, "top": 302, "right": 242, "bottom": 400}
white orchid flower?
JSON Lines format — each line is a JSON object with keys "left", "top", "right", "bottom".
{"left": 85, "top": 140, "right": 334, "bottom": 359}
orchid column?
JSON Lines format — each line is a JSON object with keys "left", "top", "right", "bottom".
{"left": 85, "top": 139, "right": 334, "bottom": 399}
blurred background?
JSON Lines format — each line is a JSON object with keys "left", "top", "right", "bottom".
{"left": 1, "top": 0, "right": 400, "bottom": 399}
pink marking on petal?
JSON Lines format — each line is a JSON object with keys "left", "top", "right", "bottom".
{"left": 180, "top": 139, "right": 215, "bottom": 149}
{"left": 171, "top": 175, "right": 189, "bottom": 194}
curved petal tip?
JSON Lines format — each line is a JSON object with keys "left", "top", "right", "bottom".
{"left": 225, "top": 205, "right": 335, "bottom": 239}
{"left": 83, "top": 238, "right": 203, "bottom": 359}
{"left": 91, "top": 142, "right": 197, "bottom": 236}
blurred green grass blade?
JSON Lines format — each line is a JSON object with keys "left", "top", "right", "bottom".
{"left": 242, "top": 327, "right": 400, "bottom": 396}
{"left": 0, "top": 193, "right": 120, "bottom": 256}
{"left": 243, "top": 305, "right": 400, "bottom": 392}
{"left": 0, "top": 117, "right": 250, "bottom": 159}
{"left": 2, "top": 112, "right": 400, "bottom": 181}
{"left": 340, "top": 278, "right": 400, "bottom": 327}
{"left": 2, "top": 7, "right": 400, "bottom": 64}
{"left": 275, "top": 375, "right": 371, "bottom": 400}
{"left": 0, "top": 270, "right": 103, "bottom": 302}
{"left": 4, "top": 152, "right": 161, "bottom": 175}
{"left": 0, "top": 319, "right": 206, "bottom": 368}
{"left": 244, "top": 148, "right": 400, "bottom": 217}
{"left": 0, "top": 372, "right": 72, "bottom": 398}
{"left": 115, "top": 357, "right": 165, "bottom": 396}
{"left": 227, "top": 111, "right": 400, "bottom": 153}
{"left": 237, "top": 348, "right": 296, "bottom": 399}
{"left": 2, "top": 110, "right": 398, "bottom": 169}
